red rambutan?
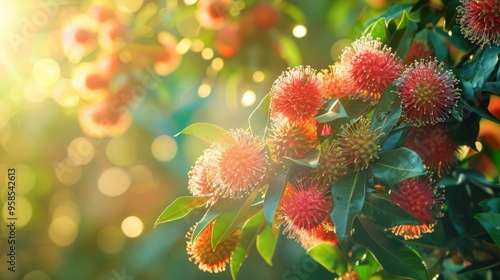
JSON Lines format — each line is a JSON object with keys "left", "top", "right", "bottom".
{"left": 389, "top": 177, "right": 444, "bottom": 240}
{"left": 397, "top": 59, "right": 460, "bottom": 126}
{"left": 270, "top": 66, "right": 325, "bottom": 122}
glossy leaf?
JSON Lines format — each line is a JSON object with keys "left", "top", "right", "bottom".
{"left": 330, "top": 171, "right": 367, "bottom": 248}
{"left": 316, "top": 99, "right": 348, "bottom": 123}
{"left": 472, "top": 46, "right": 500, "bottom": 87}
{"left": 263, "top": 169, "right": 290, "bottom": 225}
{"left": 444, "top": 0, "right": 459, "bottom": 31}
{"left": 373, "top": 147, "right": 426, "bottom": 186}
{"left": 307, "top": 243, "right": 348, "bottom": 274}
{"left": 429, "top": 29, "right": 449, "bottom": 62}
{"left": 476, "top": 212, "right": 500, "bottom": 246}
{"left": 340, "top": 96, "right": 373, "bottom": 119}
{"left": 479, "top": 198, "right": 500, "bottom": 212}
{"left": 256, "top": 223, "right": 279, "bottom": 266}
{"left": 248, "top": 93, "right": 270, "bottom": 139}
{"left": 363, "top": 17, "right": 388, "bottom": 43}
{"left": 154, "top": 196, "right": 212, "bottom": 228}
{"left": 389, "top": 11, "right": 418, "bottom": 59}
{"left": 370, "top": 85, "right": 402, "bottom": 144}
{"left": 353, "top": 251, "right": 380, "bottom": 280}
{"left": 230, "top": 210, "right": 266, "bottom": 280}
{"left": 353, "top": 217, "right": 428, "bottom": 280}
{"left": 362, "top": 192, "right": 420, "bottom": 228}
{"left": 212, "top": 187, "right": 260, "bottom": 249}
{"left": 282, "top": 148, "right": 320, "bottom": 169}
{"left": 175, "top": 123, "right": 226, "bottom": 144}
{"left": 363, "top": 3, "right": 413, "bottom": 29}
{"left": 482, "top": 82, "right": 500, "bottom": 95}
{"left": 191, "top": 198, "right": 235, "bottom": 242}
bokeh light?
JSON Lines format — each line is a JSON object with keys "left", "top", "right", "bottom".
{"left": 52, "top": 79, "right": 80, "bottom": 107}
{"left": 292, "top": 25, "right": 307, "bottom": 38}
{"left": 32, "top": 58, "right": 60, "bottom": 87}
{"left": 116, "top": 0, "right": 144, "bottom": 13}
{"left": 198, "top": 83, "right": 211, "bottom": 98}
{"left": 98, "top": 167, "right": 132, "bottom": 197}
{"left": 49, "top": 215, "right": 78, "bottom": 246}
{"left": 106, "top": 136, "right": 136, "bottom": 166}
{"left": 121, "top": 216, "right": 143, "bottom": 238}
{"left": 241, "top": 90, "right": 256, "bottom": 107}
{"left": 151, "top": 135, "right": 178, "bottom": 162}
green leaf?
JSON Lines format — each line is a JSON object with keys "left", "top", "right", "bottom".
{"left": 428, "top": 29, "right": 449, "bottom": 62}
{"left": 373, "top": 147, "right": 426, "bottom": 186}
{"left": 338, "top": 96, "right": 373, "bottom": 120}
{"left": 316, "top": 99, "right": 348, "bottom": 123}
{"left": 307, "top": 243, "right": 348, "bottom": 274}
{"left": 230, "top": 210, "right": 266, "bottom": 280}
{"left": 282, "top": 2, "right": 306, "bottom": 23}
{"left": 363, "top": 17, "right": 388, "bottom": 43}
{"left": 470, "top": 45, "right": 500, "bottom": 87}
{"left": 353, "top": 251, "right": 380, "bottom": 280}
{"left": 175, "top": 123, "right": 226, "bottom": 144}
{"left": 282, "top": 148, "right": 320, "bottom": 169}
{"left": 370, "top": 85, "right": 402, "bottom": 144}
{"left": 330, "top": 171, "right": 367, "bottom": 248}
{"left": 479, "top": 198, "right": 500, "bottom": 212}
{"left": 389, "top": 11, "right": 418, "bottom": 59}
{"left": 154, "top": 196, "right": 212, "bottom": 228}
{"left": 278, "top": 35, "right": 302, "bottom": 66}
{"left": 362, "top": 192, "right": 420, "bottom": 228}
{"left": 363, "top": 3, "right": 413, "bottom": 30}
{"left": 463, "top": 99, "right": 500, "bottom": 124}
{"left": 444, "top": 0, "right": 460, "bottom": 31}
{"left": 482, "top": 82, "right": 500, "bottom": 95}
{"left": 353, "top": 217, "right": 428, "bottom": 280}
{"left": 248, "top": 93, "right": 271, "bottom": 139}
{"left": 212, "top": 187, "right": 261, "bottom": 250}
{"left": 476, "top": 212, "right": 500, "bottom": 246}
{"left": 256, "top": 223, "right": 279, "bottom": 266}
{"left": 191, "top": 198, "right": 235, "bottom": 242}
{"left": 263, "top": 169, "right": 290, "bottom": 225}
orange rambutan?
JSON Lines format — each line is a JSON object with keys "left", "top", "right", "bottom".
{"left": 188, "top": 148, "right": 219, "bottom": 206}
{"left": 389, "top": 177, "right": 444, "bottom": 240}
{"left": 267, "top": 118, "right": 318, "bottom": 163}
{"left": 212, "top": 129, "right": 268, "bottom": 198}
{"left": 196, "top": 0, "right": 233, "bottom": 30}
{"left": 270, "top": 66, "right": 325, "bottom": 122}
{"left": 318, "top": 63, "right": 351, "bottom": 99}
{"left": 78, "top": 102, "right": 132, "bottom": 138}
{"left": 186, "top": 222, "right": 242, "bottom": 273}
{"left": 340, "top": 35, "right": 403, "bottom": 104}
{"left": 154, "top": 32, "right": 182, "bottom": 76}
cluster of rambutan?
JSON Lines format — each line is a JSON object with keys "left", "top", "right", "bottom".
{"left": 194, "top": 0, "right": 281, "bottom": 57}
{"left": 184, "top": 34, "right": 461, "bottom": 272}
{"left": 61, "top": 4, "right": 181, "bottom": 138}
